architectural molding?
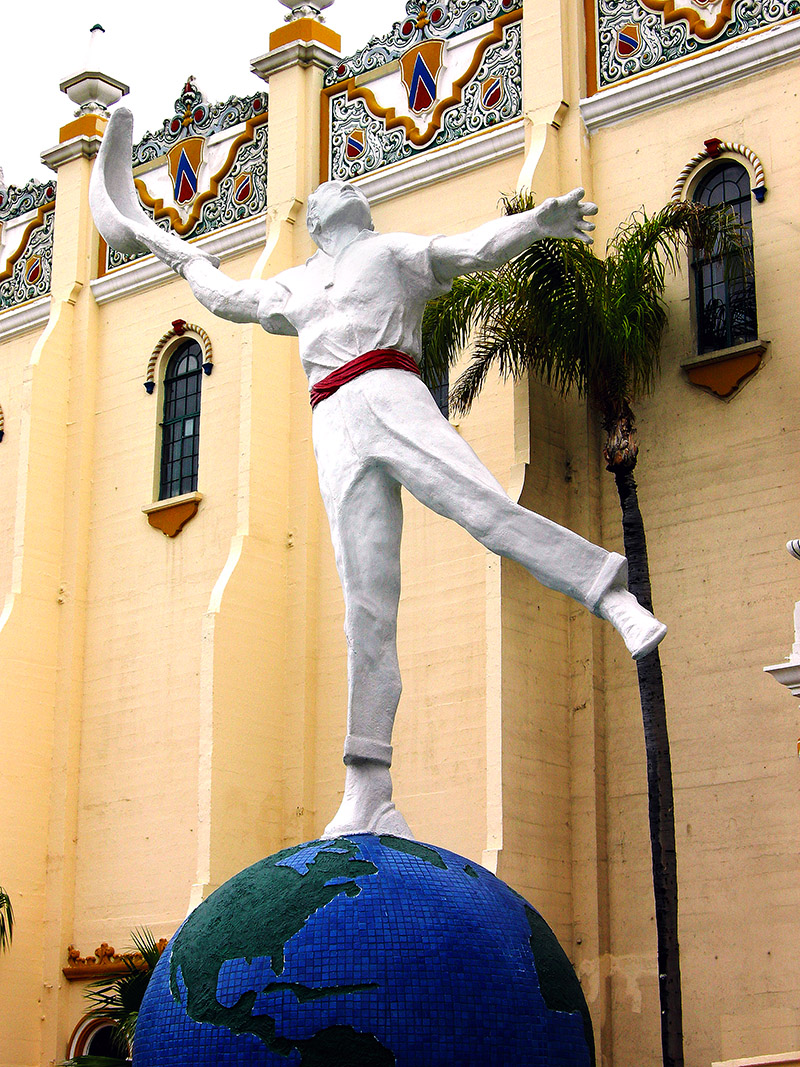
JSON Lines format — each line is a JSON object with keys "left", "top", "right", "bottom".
{"left": 143, "top": 492, "right": 204, "bottom": 538}
{"left": 0, "top": 296, "right": 50, "bottom": 342}
{"left": 580, "top": 19, "right": 800, "bottom": 131}
{"left": 146, "top": 320, "right": 213, "bottom": 392}
{"left": 354, "top": 119, "right": 524, "bottom": 204}
{"left": 41, "top": 133, "right": 104, "bottom": 171}
{"left": 90, "top": 215, "right": 266, "bottom": 306}
{"left": 681, "top": 339, "right": 768, "bottom": 399}
{"left": 671, "top": 139, "right": 767, "bottom": 201}
{"left": 251, "top": 39, "right": 342, "bottom": 80}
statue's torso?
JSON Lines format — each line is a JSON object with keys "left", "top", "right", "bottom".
{"left": 269, "top": 231, "right": 449, "bottom": 387}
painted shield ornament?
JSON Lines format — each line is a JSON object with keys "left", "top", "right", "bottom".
{"left": 399, "top": 40, "right": 445, "bottom": 115}
{"left": 346, "top": 129, "right": 366, "bottom": 160}
{"left": 25, "top": 255, "right": 42, "bottom": 285}
{"left": 616, "top": 23, "right": 641, "bottom": 57}
{"left": 167, "top": 136, "right": 205, "bottom": 206}
{"left": 234, "top": 172, "right": 253, "bottom": 204}
{"left": 481, "top": 75, "right": 504, "bottom": 110}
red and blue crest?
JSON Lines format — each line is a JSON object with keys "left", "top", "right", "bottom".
{"left": 25, "top": 255, "right": 42, "bottom": 285}
{"left": 346, "top": 129, "right": 366, "bottom": 160}
{"left": 399, "top": 41, "right": 445, "bottom": 115}
{"left": 167, "top": 137, "right": 205, "bottom": 205}
{"left": 616, "top": 23, "right": 641, "bottom": 57}
{"left": 481, "top": 75, "right": 504, "bottom": 111}
{"left": 234, "top": 173, "right": 253, "bottom": 204}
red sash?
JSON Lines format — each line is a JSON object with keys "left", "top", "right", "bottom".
{"left": 309, "top": 349, "right": 421, "bottom": 409}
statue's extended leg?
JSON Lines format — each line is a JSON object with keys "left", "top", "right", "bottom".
{"left": 313, "top": 432, "right": 412, "bottom": 839}
{"left": 354, "top": 371, "right": 665, "bottom": 660}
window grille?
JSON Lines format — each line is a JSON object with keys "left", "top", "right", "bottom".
{"left": 159, "top": 339, "right": 202, "bottom": 500}
{"left": 692, "top": 161, "right": 757, "bottom": 354}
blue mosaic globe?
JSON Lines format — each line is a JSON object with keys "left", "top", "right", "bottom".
{"left": 134, "top": 835, "right": 594, "bottom": 1066}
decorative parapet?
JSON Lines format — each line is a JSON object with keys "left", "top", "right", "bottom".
{"left": 100, "top": 79, "right": 268, "bottom": 276}
{"left": 588, "top": 0, "right": 799, "bottom": 94}
{"left": 63, "top": 939, "right": 168, "bottom": 981}
{"left": 0, "top": 178, "right": 56, "bottom": 313}
{"left": 321, "top": 0, "right": 523, "bottom": 186}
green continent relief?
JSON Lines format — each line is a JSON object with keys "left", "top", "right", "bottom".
{"left": 524, "top": 906, "right": 596, "bottom": 1067}
{"left": 169, "top": 839, "right": 394, "bottom": 1063}
{"left": 378, "top": 835, "right": 448, "bottom": 869}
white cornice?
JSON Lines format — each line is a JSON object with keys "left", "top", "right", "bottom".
{"left": 251, "top": 39, "right": 341, "bottom": 80}
{"left": 41, "top": 134, "right": 104, "bottom": 171}
{"left": 0, "top": 296, "right": 50, "bottom": 341}
{"left": 581, "top": 19, "right": 800, "bottom": 132}
{"left": 354, "top": 120, "right": 525, "bottom": 205}
{"left": 90, "top": 215, "right": 267, "bottom": 306}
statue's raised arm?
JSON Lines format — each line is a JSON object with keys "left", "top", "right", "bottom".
{"left": 90, "top": 109, "right": 295, "bottom": 332}
{"left": 429, "top": 187, "right": 598, "bottom": 284}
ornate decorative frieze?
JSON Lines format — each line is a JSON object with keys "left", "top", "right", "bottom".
{"left": 322, "top": 0, "right": 523, "bottom": 184}
{"left": 63, "top": 939, "right": 168, "bottom": 981}
{"left": 101, "top": 79, "right": 268, "bottom": 275}
{"left": 0, "top": 178, "right": 56, "bottom": 313}
{"left": 592, "top": 0, "right": 799, "bottom": 91}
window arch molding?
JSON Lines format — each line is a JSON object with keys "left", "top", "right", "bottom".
{"left": 144, "top": 318, "right": 213, "bottom": 394}
{"left": 66, "top": 1015, "right": 121, "bottom": 1059}
{"left": 671, "top": 138, "right": 766, "bottom": 204}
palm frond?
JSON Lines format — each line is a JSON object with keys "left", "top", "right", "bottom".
{"left": 428, "top": 195, "right": 743, "bottom": 424}
{"left": 81, "top": 928, "right": 165, "bottom": 1058}
{"left": 420, "top": 270, "right": 510, "bottom": 387}
{"left": 0, "top": 887, "right": 14, "bottom": 952}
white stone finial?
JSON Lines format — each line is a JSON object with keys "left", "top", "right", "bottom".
{"left": 59, "top": 25, "right": 129, "bottom": 117}
{"left": 278, "top": 0, "right": 335, "bottom": 21}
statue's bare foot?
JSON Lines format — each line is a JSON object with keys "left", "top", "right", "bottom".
{"left": 597, "top": 587, "right": 667, "bottom": 660}
{"left": 322, "top": 762, "right": 414, "bottom": 841}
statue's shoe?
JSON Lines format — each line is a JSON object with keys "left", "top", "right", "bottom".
{"left": 322, "top": 800, "right": 414, "bottom": 841}
{"left": 597, "top": 587, "right": 667, "bottom": 660}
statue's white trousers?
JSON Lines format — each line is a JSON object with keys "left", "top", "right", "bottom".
{"left": 312, "top": 368, "right": 625, "bottom": 767}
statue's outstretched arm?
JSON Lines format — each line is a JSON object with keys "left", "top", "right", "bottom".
{"left": 90, "top": 109, "right": 295, "bottom": 333}
{"left": 429, "top": 188, "right": 598, "bottom": 283}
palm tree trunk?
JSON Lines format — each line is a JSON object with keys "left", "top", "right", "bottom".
{"left": 612, "top": 464, "right": 684, "bottom": 1067}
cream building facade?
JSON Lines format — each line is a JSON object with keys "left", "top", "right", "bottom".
{"left": 0, "top": 0, "right": 798, "bottom": 1065}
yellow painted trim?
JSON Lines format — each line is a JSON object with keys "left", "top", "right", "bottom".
{"left": 639, "top": 0, "right": 733, "bottom": 41}
{"left": 319, "top": 9, "right": 522, "bottom": 180}
{"left": 58, "top": 113, "right": 108, "bottom": 144}
{"left": 269, "top": 17, "right": 341, "bottom": 51}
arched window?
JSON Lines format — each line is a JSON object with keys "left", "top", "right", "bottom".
{"left": 67, "top": 1016, "right": 123, "bottom": 1060}
{"left": 692, "top": 161, "right": 757, "bottom": 355}
{"left": 159, "top": 339, "right": 203, "bottom": 500}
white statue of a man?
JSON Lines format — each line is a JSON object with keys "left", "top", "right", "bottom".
{"left": 91, "top": 109, "right": 666, "bottom": 841}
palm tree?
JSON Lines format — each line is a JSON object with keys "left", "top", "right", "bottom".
{"left": 0, "top": 886, "right": 13, "bottom": 952}
{"left": 62, "top": 928, "right": 164, "bottom": 1067}
{"left": 421, "top": 196, "right": 746, "bottom": 1067}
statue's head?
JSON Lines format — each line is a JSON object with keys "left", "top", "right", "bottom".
{"left": 307, "top": 181, "right": 373, "bottom": 249}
